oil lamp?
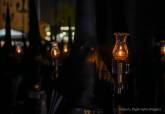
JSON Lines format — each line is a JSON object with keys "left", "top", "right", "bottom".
{"left": 50, "top": 42, "right": 61, "bottom": 79}
{"left": 112, "top": 32, "right": 129, "bottom": 94}
{"left": 15, "top": 45, "right": 23, "bottom": 55}
{"left": 63, "top": 45, "right": 68, "bottom": 53}
{"left": 63, "top": 43, "right": 70, "bottom": 56}
{"left": 51, "top": 42, "right": 60, "bottom": 59}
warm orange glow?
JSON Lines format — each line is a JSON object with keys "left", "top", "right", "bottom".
{"left": 87, "top": 54, "right": 96, "bottom": 63}
{"left": 160, "top": 41, "right": 165, "bottom": 55}
{"left": 160, "top": 46, "right": 165, "bottom": 54}
{"left": 16, "top": 46, "right": 23, "bottom": 54}
{"left": 62, "top": 44, "right": 70, "bottom": 57}
{"left": 34, "top": 84, "right": 41, "bottom": 91}
{"left": 118, "top": 50, "right": 123, "bottom": 56}
{"left": 63, "top": 45, "right": 68, "bottom": 53}
{"left": 51, "top": 47, "right": 60, "bottom": 58}
{"left": 64, "top": 47, "right": 68, "bottom": 53}
{"left": 112, "top": 32, "right": 129, "bottom": 61}
{"left": 53, "top": 50, "right": 57, "bottom": 56}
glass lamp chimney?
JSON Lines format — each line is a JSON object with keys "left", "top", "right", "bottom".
{"left": 112, "top": 32, "right": 128, "bottom": 61}
{"left": 112, "top": 32, "right": 129, "bottom": 95}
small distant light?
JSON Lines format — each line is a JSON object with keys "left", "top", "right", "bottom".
{"left": 26, "top": 41, "right": 30, "bottom": 47}
{"left": 63, "top": 36, "right": 68, "bottom": 42}
{"left": 59, "top": 33, "right": 64, "bottom": 38}
{"left": 17, "top": 49, "right": 21, "bottom": 53}
{"left": 60, "top": 26, "right": 69, "bottom": 31}
{"left": 12, "top": 41, "right": 14, "bottom": 46}
{"left": 72, "top": 32, "right": 75, "bottom": 36}
{"left": 45, "top": 36, "right": 51, "bottom": 41}
{"left": 51, "top": 42, "right": 60, "bottom": 58}
{"left": 51, "top": 47, "right": 60, "bottom": 58}
{"left": 46, "top": 31, "right": 51, "bottom": 36}
{"left": 1, "top": 41, "right": 5, "bottom": 47}
{"left": 62, "top": 43, "right": 70, "bottom": 57}
{"left": 62, "top": 32, "right": 67, "bottom": 36}
{"left": 63, "top": 45, "right": 68, "bottom": 53}
{"left": 16, "top": 46, "right": 23, "bottom": 54}
{"left": 60, "top": 26, "right": 75, "bottom": 31}
{"left": 34, "top": 84, "right": 41, "bottom": 91}
{"left": 71, "top": 26, "right": 75, "bottom": 30}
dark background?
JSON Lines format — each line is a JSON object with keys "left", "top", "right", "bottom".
{"left": 0, "top": 0, "right": 164, "bottom": 114}
{"left": 75, "top": 0, "right": 165, "bottom": 111}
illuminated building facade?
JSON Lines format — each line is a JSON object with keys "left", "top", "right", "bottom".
{"left": 0, "top": 0, "right": 29, "bottom": 33}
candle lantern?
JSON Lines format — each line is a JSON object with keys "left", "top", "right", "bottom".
{"left": 50, "top": 42, "right": 61, "bottom": 79}
{"left": 51, "top": 42, "right": 61, "bottom": 59}
{"left": 62, "top": 43, "right": 70, "bottom": 57}
{"left": 15, "top": 45, "right": 23, "bottom": 55}
{"left": 112, "top": 32, "right": 128, "bottom": 61}
{"left": 112, "top": 32, "right": 129, "bottom": 95}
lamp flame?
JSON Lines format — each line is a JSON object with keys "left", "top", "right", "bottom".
{"left": 16, "top": 46, "right": 23, "bottom": 54}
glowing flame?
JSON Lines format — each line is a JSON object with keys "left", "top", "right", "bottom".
{"left": 63, "top": 46, "right": 68, "bottom": 53}
{"left": 51, "top": 47, "right": 60, "bottom": 58}
{"left": 16, "top": 46, "right": 22, "bottom": 54}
